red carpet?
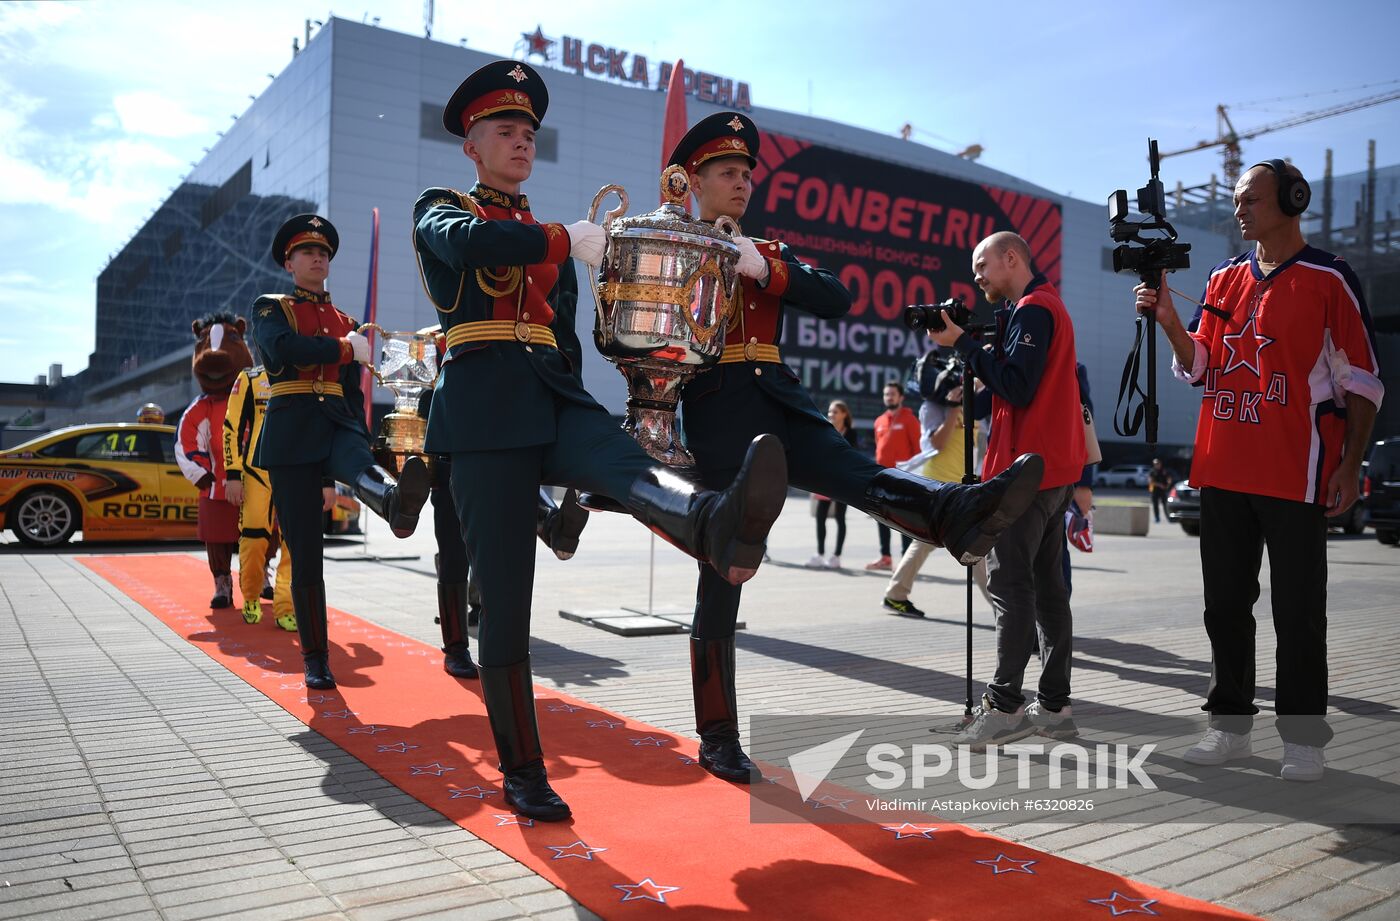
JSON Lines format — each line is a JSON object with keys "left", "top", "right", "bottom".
{"left": 84, "top": 554, "right": 1258, "bottom": 920}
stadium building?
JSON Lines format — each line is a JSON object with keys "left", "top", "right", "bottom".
{"left": 50, "top": 17, "right": 1399, "bottom": 455}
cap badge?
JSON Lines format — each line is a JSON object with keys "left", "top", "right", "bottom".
{"left": 508, "top": 64, "right": 528, "bottom": 83}
{"left": 727, "top": 116, "right": 744, "bottom": 131}
{"left": 307, "top": 217, "right": 323, "bottom": 227}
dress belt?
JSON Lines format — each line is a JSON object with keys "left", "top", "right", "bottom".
{"left": 269, "top": 380, "right": 344, "bottom": 397}
{"left": 718, "top": 341, "right": 782, "bottom": 364}
{"left": 445, "top": 320, "right": 557, "bottom": 349}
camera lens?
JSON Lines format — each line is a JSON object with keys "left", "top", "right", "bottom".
{"left": 902, "top": 304, "right": 945, "bottom": 332}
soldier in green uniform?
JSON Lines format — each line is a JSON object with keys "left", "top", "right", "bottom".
{"left": 417, "top": 325, "right": 590, "bottom": 680}
{"left": 413, "top": 61, "right": 788, "bottom": 822}
{"left": 671, "top": 113, "right": 1045, "bottom": 783}
{"left": 252, "top": 215, "right": 431, "bottom": 691}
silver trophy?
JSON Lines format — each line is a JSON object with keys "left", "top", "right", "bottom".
{"left": 587, "top": 165, "right": 741, "bottom": 467}
{"left": 360, "top": 325, "right": 439, "bottom": 475}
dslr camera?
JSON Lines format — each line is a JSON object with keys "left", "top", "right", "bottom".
{"left": 1108, "top": 139, "right": 1191, "bottom": 283}
{"left": 903, "top": 295, "right": 995, "bottom": 337}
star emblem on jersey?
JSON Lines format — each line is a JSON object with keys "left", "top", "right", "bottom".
{"left": 881, "top": 822, "right": 937, "bottom": 839}
{"left": 1220, "top": 316, "right": 1274, "bottom": 378}
{"left": 614, "top": 878, "right": 681, "bottom": 903}
{"left": 508, "top": 64, "right": 528, "bottom": 83}
{"left": 547, "top": 840, "right": 607, "bottom": 860}
{"left": 974, "top": 854, "right": 1038, "bottom": 874}
{"left": 1087, "top": 892, "right": 1160, "bottom": 916}
{"left": 727, "top": 116, "right": 744, "bottom": 131}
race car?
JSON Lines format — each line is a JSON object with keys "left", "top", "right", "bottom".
{"left": 1, "top": 422, "right": 359, "bottom": 548}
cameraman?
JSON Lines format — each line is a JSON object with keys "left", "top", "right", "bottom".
{"left": 1134, "top": 160, "right": 1382, "bottom": 781}
{"left": 930, "top": 231, "right": 1086, "bottom": 748}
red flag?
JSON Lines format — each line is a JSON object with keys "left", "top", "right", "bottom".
{"left": 660, "top": 58, "right": 687, "bottom": 202}
{"left": 360, "top": 207, "right": 380, "bottom": 430}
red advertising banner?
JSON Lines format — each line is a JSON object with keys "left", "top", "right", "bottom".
{"left": 754, "top": 131, "right": 1062, "bottom": 417}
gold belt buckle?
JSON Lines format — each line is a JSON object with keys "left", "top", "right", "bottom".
{"left": 515, "top": 321, "right": 532, "bottom": 343}
{"left": 743, "top": 340, "right": 759, "bottom": 362}
{"left": 311, "top": 379, "right": 325, "bottom": 394}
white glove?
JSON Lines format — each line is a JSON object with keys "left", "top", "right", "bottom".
{"left": 566, "top": 220, "right": 607, "bottom": 265}
{"left": 345, "top": 331, "right": 371, "bottom": 364}
{"left": 734, "top": 236, "right": 770, "bottom": 283}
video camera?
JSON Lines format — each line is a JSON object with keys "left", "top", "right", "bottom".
{"left": 902, "top": 295, "right": 996, "bottom": 337}
{"left": 1108, "top": 139, "right": 1191, "bottom": 284}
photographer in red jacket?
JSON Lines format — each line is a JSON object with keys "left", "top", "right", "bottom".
{"left": 930, "top": 232, "right": 1086, "bottom": 749}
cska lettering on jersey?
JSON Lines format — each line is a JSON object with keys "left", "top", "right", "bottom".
{"left": 1201, "top": 369, "right": 1287, "bottom": 424}
{"left": 1182, "top": 246, "right": 1384, "bottom": 505}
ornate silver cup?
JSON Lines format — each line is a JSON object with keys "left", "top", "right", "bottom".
{"left": 360, "top": 325, "right": 438, "bottom": 475}
{"left": 587, "top": 165, "right": 741, "bottom": 467}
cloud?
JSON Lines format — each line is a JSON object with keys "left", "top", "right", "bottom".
{"left": 0, "top": 2, "right": 79, "bottom": 41}
{"left": 113, "top": 90, "right": 212, "bottom": 138}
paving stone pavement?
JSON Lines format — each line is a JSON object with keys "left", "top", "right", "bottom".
{"left": 1, "top": 494, "right": 1397, "bottom": 920}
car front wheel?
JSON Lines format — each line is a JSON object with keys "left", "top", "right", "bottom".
{"left": 12, "top": 488, "right": 80, "bottom": 548}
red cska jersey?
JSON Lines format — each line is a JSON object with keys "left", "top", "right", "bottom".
{"left": 1176, "top": 246, "right": 1383, "bottom": 505}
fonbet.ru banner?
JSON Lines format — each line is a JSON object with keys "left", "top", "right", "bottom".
{"left": 752, "top": 131, "right": 1063, "bottom": 418}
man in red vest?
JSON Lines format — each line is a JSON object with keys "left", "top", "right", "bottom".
{"left": 931, "top": 231, "right": 1086, "bottom": 750}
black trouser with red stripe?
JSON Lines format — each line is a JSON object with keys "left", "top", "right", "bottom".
{"left": 1199, "top": 486, "right": 1332, "bottom": 747}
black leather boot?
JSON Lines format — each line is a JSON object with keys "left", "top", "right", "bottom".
{"left": 692, "top": 637, "right": 761, "bottom": 783}
{"left": 478, "top": 657, "right": 571, "bottom": 821}
{"left": 353, "top": 456, "right": 431, "bottom": 538}
{"left": 627, "top": 434, "right": 787, "bottom": 585}
{"left": 861, "top": 453, "right": 1044, "bottom": 565}
{"left": 436, "top": 581, "right": 478, "bottom": 679}
{"left": 292, "top": 581, "right": 335, "bottom": 690}
{"left": 536, "top": 488, "right": 588, "bottom": 560}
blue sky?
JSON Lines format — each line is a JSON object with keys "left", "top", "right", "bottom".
{"left": 2, "top": 0, "right": 1397, "bottom": 385}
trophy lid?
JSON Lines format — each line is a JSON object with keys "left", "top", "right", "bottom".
{"left": 606, "top": 166, "right": 739, "bottom": 250}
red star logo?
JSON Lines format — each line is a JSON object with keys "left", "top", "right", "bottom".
{"left": 1220, "top": 316, "right": 1274, "bottom": 378}
{"left": 523, "top": 26, "right": 553, "bottom": 59}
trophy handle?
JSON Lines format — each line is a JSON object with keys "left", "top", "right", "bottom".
{"left": 713, "top": 217, "right": 742, "bottom": 323}
{"left": 587, "top": 184, "right": 628, "bottom": 228}
{"left": 588, "top": 185, "right": 628, "bottom": 329}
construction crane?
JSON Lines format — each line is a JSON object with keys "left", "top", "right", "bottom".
{"left": 1160, "top": 88, "right": 1400, "bottom": 187}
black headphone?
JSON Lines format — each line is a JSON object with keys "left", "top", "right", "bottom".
{"left": 1253, "top": 159, "right": 1311, "bottom": 216}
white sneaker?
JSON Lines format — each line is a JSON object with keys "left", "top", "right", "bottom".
{"left": 806, "top": 554, "right": 826, "bottom": 568}
{"left": 1025, "top": 700, "right": 1079, "bottom": 739}
{"left": 1280, "top": 742, "right": 1325, "bottom": 782}
{"left": 954, "top": 694, "right": 1035, "bottom": 752}
{"left": 1182, "top": 728, "right": 1252, "bottom": 765}
{"left": 825, "top": 555, "right": 841, "bottom": 569}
